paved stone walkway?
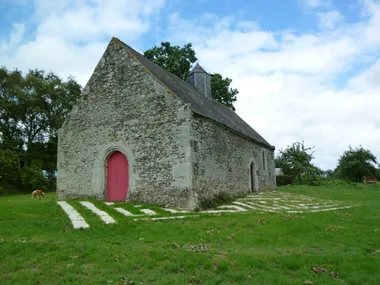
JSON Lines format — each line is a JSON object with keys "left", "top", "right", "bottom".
{"left": 233, "top": 191, "right": 352, "bottom": 213}
{"left": 57, "top": 191, "right": 354, "bottom": 229}
{"left": 57, "top": 201, "right": 90, "bottom": 229}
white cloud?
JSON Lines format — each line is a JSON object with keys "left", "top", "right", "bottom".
{"left": 349, "top": 58, "right": 380, "bottom": 90}
{"left": 164, "top": 1, "right": 380, "bottom": 170}
{"left": 318, "top": 10, "right": 344, "bottom": 29}
{"left": 0, "top": 0, "right": 165, "bottom": 84}
{"left": 0, "top": 23, "right": 25, "bottom": 53}
{"left": 35, "top": 0, "right": 165, "bottom": 43}
{"left": 299, "top": 0, "right": 330, "bottom": 9}
{"left": 10, "top": 35, "right": 106, "bottom": 84}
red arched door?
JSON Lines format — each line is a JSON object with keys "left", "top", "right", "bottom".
{"left": 107, "top": 151, "right": 129, "bottom": 201}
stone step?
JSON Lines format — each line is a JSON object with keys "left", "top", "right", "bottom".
{"left": 57, "top": 201, "right": 90, "bottom": 229}
{"left": 80, "top": 201, "right": 116, "bottom": 224}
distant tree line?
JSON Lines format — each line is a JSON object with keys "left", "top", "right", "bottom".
{"left": 275, "top": 142, "right": 379, "bottom": 186}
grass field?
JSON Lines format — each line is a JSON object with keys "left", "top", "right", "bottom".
{"left": 1, "top": 184, "right": 380, "bottom": 285}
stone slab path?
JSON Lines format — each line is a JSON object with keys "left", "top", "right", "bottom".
{"left": 233, "top": 192, "right": 353, "bottom": 214}
{"left": 57, "top": 191, "right": 354, "bottom": 229}
{"left": 79, "top": 201, "right": 116, "bottom": 224}
{"left": 57, "top": 201, "right": 89, "bottom": 229}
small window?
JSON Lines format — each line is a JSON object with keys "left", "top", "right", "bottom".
{"left": 262, "top": 151, "right": 266, "bottom": 171}
{"left": 190, "top": 140, "right": 198, "bottom": 152}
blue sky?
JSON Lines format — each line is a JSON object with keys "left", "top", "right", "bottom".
{"left": 1, "top": 0, "right": 380, "bottom": 170}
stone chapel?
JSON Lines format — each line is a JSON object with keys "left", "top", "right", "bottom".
{"left": 56, "top": 37, "right": 276, "bottom": 209}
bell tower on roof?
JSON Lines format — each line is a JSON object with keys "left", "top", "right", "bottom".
{"left": 187, "top": 63, "right": 212, "bottom": 99}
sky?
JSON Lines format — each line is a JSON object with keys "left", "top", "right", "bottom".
{"left": 1, "top": 0, "right": 380, "bottom": 170}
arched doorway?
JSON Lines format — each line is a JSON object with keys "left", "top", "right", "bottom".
{"left": 250, "top": 161, "right": 255, "bottom": 193}
{"left": 107, "top": 151, "right": 129, "bottom": 201}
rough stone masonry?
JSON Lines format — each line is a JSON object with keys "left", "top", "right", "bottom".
{"left": 57, "top": 37, "right": 276, "bottom": 210}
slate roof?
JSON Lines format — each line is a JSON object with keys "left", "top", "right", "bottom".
{"left": 189, "top": 63, "right": 208, "bottom": 74}
{"left": 112, "top": 38, "right": 274, "bottom": 150}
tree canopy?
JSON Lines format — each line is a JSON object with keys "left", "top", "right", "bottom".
{"left": 335, "top": 146, "right": 378, "bottom": 182}
{"left": 275, "top": 141, "right": 322, "bottom": 184}
{"left": 0, "top": 67, "right": 81, "bottom": 192}
{"left": 144, "top": 42, "right": 197, "bottom": 80}
{"left": 144, "top": 42, "right": 238, "bottom": 110}
{"left": 210, "top": 73, "right": 238, "bottom": 111}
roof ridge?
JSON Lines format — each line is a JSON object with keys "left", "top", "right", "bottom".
{"left": 112, "top": 36, "right": 221, "bottom": 101}
{"left": 111, "top": 37, "right": 141, "bottom": 56}
{"left": 111, "top": 37, "right": 235, "bottom": 114}
{"left": 189, "top": 63, "right": 209, "bottom": 75}
{"left": 108, "top": 37, "right": 274, "bottom": 150}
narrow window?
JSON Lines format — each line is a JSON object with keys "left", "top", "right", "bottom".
{"left": 190, "top": 140, "right": 198, "bottom": 152}
{"left": 250, "top": 162, "right": 255, "bottom": 192}
{"left": 262, "top": 151, "right": 266, "bottom": 171}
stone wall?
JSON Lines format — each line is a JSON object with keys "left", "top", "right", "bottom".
{"left": 57, "top": 40, "right": 198, "bottom": 209}
{"left": 190, "top": 115, "right": 276, "bottom": 204}
{"left": 57, "top": 39, "right": 276, "bottom": 210}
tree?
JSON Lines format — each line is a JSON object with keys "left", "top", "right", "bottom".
{"left": 0, "top": 66, "right": 81, "bottom": 192}
{"left": 144, "top": 42, "right": 197, "bottom": 80}
{"left": 0, "top": 149, "right": 20, "bottom": 183}
{"left": 323, "top": 169, "right": 336, "bottom": 180}
{"left": 276, "top": 141, "right": 319, "bottom": 184}
{"left": 375, "top": 168, "right": 380, "bottom": 181}
{"left": 335, "top": 146, "right": 378, "bottom": 182}
{"left": 0, "top": 68, "right": 23, "bottom": 146}
{"left": 210, "top": 73, "right": 238, "bottom": 111}
{"left": 144, "top": 42, "right": 238, "bottom": 110}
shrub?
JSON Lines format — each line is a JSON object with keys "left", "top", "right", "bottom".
{"left": 276, "top": 175, "right": 294, "bottom": 186}
{"left": 199, "top": 192, "right": 234, "bottom": 209}
{"left": 320, "top": 179, "right": 362, "bottom": 188}
{"left": 303, "top": 175, "right": 322, "bottom": 186}
{"left": 21, "top": 164, "right": 48, "bottom": 190}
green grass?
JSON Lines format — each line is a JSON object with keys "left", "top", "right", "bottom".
{"left": 1, "top": 185, "right": 380, "bottom": 284}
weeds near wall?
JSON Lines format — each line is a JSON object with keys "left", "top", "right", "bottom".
{"left": 198, "top": 192, "right": 234, "bottom": 209}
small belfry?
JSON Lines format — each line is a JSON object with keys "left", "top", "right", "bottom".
{"left": 187, "top": 63, "right": 212, "bottom": 99}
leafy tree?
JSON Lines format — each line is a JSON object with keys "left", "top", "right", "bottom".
{"left": 335, "top": 146, "right": 378, "bottom": 182}
{"left": 21, "top": 161, "right": 48, "bottom": 190}
{"left": 144, "top": 42, "right": 238, "bottom": 110}
{"left": 375, "top": 168, "right": 380, "bottom": 181}
{"left": 0, "top": 66, "right": 81, "bottom": 192}
{"left": 276, "top": 141, "right": 320, "bottom": 184}
{"left": 304, "top": 165, "right": 324, "bottom": 186}
{"left": 0, "top": 149, "right": 20, "bottom": 183}
{"left": 210, "top": 73, "right": 238, "bottom": 111}
{"left": 323, "top": 169, "right": 336, "bottom": 180}
{"left": 0, "top": 68, "right": 23, "bottom": 145}
{"left": 144, "top": 42, "right": 197, "bottom": 80}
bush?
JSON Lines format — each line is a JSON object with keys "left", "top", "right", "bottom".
{"left": 320, "top": 179, "right": 361, "bottom": 188}
{"left": 276, "top": 175, "right": 294, "bottom": 186}
{"left": 303, "top": 175, "right": 322, "bottom": 186}
{"left": 199, "top": 192, "right": 233, "bottom": 209}
{"left": 21, "top": 164, "right": 48, "bottom": 190}
{"left": 0, "top": 149, "right": 20, "bottom": 182}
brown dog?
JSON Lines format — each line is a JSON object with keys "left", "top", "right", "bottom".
{"left": 32, "top": 189, "right": 44, "bottom": 198}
